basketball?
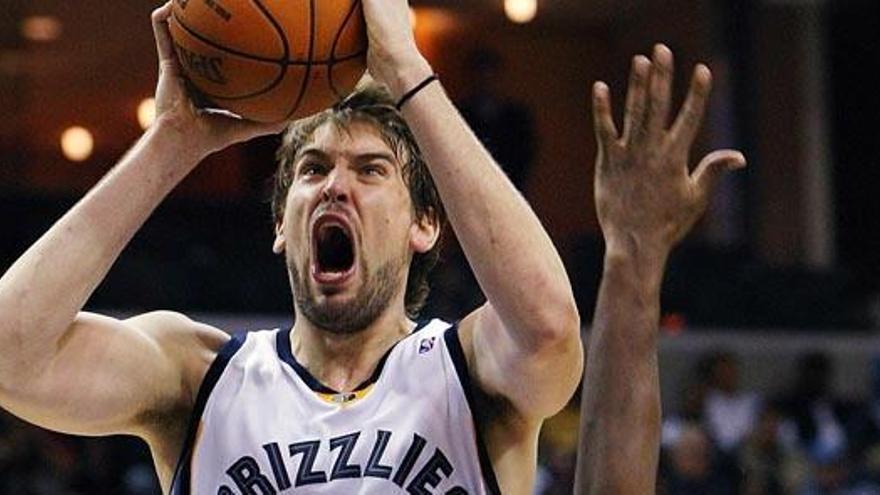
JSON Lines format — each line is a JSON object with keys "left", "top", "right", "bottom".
{"left": 168, "top": 0, "right": 367, "bottom": 123}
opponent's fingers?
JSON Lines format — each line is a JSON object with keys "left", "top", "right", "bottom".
{"left": 645, "top": 44, "right": 674, "bottom": 135}
{"left": 692, "top": 149, "right": 746, "bottom": 201}
{"left": 621, "top": 55, "right": 652, "bottom": 144}
{"left": 670, "top": 64, "right": 712, "bottom": 149}
{"left": 151, "top": 2, "right": 179, "bottom": 75}
{"left": 592, "top": 81, "right": 619, "bottom": 148}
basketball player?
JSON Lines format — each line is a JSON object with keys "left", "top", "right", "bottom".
{"left": 573, "top": 45, "right": 746, "bottom": 494}
{"left": 0, "top": 1, "right": 582, "bottom": 494}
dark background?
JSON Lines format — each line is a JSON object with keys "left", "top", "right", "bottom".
{"left": 2, "top": 1, "right": 880, "bottom": 493}
{"left": 3, "top": 0, "right": 878, "bottom": 329}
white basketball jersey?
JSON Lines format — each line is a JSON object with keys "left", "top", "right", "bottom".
{"left": 170, "top": 319, "right": 501, "bottom": 494}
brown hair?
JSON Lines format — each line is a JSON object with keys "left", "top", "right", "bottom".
{"left": 271, "top": 83, "right": 445, "bottom": 318}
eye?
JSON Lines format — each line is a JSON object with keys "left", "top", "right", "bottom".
{"left": 360, "top": 163, "right": 387, "bottom": 177}
{"left": 299, "top": 162, "right": 327, "bottom": 178}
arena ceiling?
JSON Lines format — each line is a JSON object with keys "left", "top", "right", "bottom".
{"left": 0, "top": 0, "right": 642, "bottom": 152}
{"left": 1, "top": 0, "right": 636, "bottom": 78}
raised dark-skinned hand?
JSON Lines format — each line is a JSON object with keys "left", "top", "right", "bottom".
{"left": 592, "top": 44, "right": 746, "bottom": 264}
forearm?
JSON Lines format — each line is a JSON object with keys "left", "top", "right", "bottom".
{"left": 0, "top": 124, "right": 201, "bottom": 380}
{"left": 575, "top": 250, "right": 666, "bottom": 495}
{"left": 395, "top": 64, "right": 577, "bottom": 347}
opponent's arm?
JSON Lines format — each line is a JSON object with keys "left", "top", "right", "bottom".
{"left": 574, "top": 45, "right": 746, "bottom": 494}
{"left": 361, "top": 0, "right": 581, "bottom": 419}
{"left": 0, "top": 3, "right": 281, "bottom": 437}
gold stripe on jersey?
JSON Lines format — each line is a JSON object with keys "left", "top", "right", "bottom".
{"left": 315, "top": 384, "right": 375, "bottom": 405}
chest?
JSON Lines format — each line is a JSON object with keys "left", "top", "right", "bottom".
{"left": 179, "top": 329, "right": 491, "bottom": 494}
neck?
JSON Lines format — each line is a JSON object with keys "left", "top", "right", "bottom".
{"left": 290, "top": 308, "right": 415, "bottom": 393}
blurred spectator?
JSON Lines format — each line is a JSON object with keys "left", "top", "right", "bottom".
{"left": 781, "top": 353, "right": 851, "bottom": 462}
{"left": 740, "top": 401, "right": 808, "bottom": 495}
{"left": 0, "top": 411, "right": 159, "bottom": 494}
{"left": 844, "top": 357, "right": 880, "bottom": 489}
{"left": 660, "top": 423, "right": 739, "bottom": 495}
{"left": 534, "top": 404, "right": 579, "bottom": 495}
{"left": 663, "top": 355, "right": 714, "bottom": 448}
{"left": 457, "top": 47, "right": 536, "bottom": 192}
{"left": 703, "top": 352, "right": 762, "bottom": 453}
{"left": 798, "top": 453, "right": 880, "bottom": 495}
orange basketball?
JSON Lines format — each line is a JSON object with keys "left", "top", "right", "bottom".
{"left": 169, "top": 0, "right": 367, "bottom": 123}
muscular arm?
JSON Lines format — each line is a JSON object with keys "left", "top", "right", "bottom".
{"left": 574, "top": 46, "right": 746, "bottom": 494}
{"left": 0, "top": 127, "right": 202, "bottom": 433}
{"left": 576, "top": 252, "right": 665, "bottom": 494}
{"left": 0, "top": 3, "right": 279, "bottom": 437}
{"left": 362, "top": 0, "right": 582, "bottom": 422}
{"left": 401, "top": 82, "right": 581, "bottom": 417}
{"left": 0, "top": 311, "right": 226, "bottom": 436}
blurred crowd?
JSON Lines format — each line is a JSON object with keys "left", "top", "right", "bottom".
{"left": 535, "top": 352, "right": 880, "bottom": 495}
{"left": 0, "top": 412, "right": 159, "bottom": 494}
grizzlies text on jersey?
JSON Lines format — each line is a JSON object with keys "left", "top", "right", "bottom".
{"left": 170, "top": 319, "right": 501, "bottom": 494}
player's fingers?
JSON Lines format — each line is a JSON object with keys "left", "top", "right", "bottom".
{"left": 670, "top": 64, "right": 712, "bottom": 150}
{"left": 592, "top": 81, "right": 619, "bottom": 150}
{"left": 692, "top": 149, "right": 746, "bottom": 201}
{"left": 645, "top": 44, "right": 674, "bottom": 135}
{"left": 151, "top": 2, "right": 179, "bottom": 74}
{"left": 622, "top": 55, "right": 651, "bottom": 144}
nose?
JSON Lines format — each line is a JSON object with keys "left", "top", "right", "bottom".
{"left": 321, "top": 167, "right": 350, "bottom": 204}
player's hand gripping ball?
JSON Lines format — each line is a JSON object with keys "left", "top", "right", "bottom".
{"left": 169, "top": 0, "right": 367, "bottom": 122}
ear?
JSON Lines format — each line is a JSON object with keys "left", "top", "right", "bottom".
{"left": 409, "top": 209, "right": 441, "bottom": 254}
{"left": 272, "top": 220, "right": 286, "bottom": 254}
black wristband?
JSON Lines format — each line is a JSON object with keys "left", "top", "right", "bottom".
{"left": 395, "top": 74, "right": 439, "bottom": 111}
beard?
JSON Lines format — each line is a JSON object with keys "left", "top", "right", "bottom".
{"left": 288, "top": 254, "right": 406, "bottom": 335}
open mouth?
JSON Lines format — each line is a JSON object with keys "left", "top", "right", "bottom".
{"left": 312, "top": 217, "right": 356, "bottom": 283}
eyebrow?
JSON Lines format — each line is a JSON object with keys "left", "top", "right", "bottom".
{"left": 294, "top": 148, "right": 399, "bottom": 167}
{"left": 294, "top": 148, "right": 330, "bottom": 164}
{"left": 355, "top": 152, "right": 398, "bottom": 166}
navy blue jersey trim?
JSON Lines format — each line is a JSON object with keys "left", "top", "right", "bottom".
{"left": 276, "top": 327, "right": 337, "bottom": 394}
{"left": 276, "top": 320, "right": 433, "bottom": 395}
{"left": 169, "top": 332, "right": 248, "bottom": 495}
{"left": 443, "top": 326, "right": 503, "bottom": 495}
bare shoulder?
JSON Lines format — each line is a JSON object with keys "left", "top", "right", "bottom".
{"left": 123, "top": 311, "right": 230, "bottom": 486}
{"left": 124, "top": 310, "right": 229, "bottom": 401}
{"left": 125, "top": 310, "right": 229, "bottom": 355}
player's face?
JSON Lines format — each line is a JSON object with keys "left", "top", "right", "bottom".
{"left": 273, "top": 120, "right": 437, "bottom": 333}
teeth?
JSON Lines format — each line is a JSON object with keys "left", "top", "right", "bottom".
{"left": 320, "top": 221, "right": 343, "bottom": 230}
{"left": 317, "top": 219, "right": 342, "bottom": 231}
{"left": 320, "top": 222, "right": 342, "bottom": 234}
{"left": 316, "top": 221, "right": 352, "bottom": 243}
